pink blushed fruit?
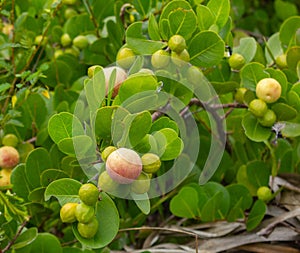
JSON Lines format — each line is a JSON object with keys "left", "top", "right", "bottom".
{"left": 105, "top": 148, "right": 142, "bottom": 184}
{"left": 0, "top": 146, "right": 20, "bottom": 169}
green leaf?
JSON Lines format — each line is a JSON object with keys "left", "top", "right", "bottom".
{"left": 150, "top": 116, "right": 179, "bottom": 134}
{"left": 148, "top": 14, "right": 161, "bottom": 41}
{"left": 240, "top": 63, "right": 269, "bottom": 91}
{"left": 168, "top": 8, "right": 197, "bottom": 39}
{"left": 226, "top": 184, "right": 253, "bottom": 210}
{"left": 197, "top": 5, "right": 215, "bottom": 31}
{"left": 84, "top": 67, "right": 106, "bottom": 113}
{"left": 118, "top": 72, "right": 159, "bottom": 103}
{"left": 279, "top": 16, "right": 300, "bottom": 49}
{"left": 11, "top": 164, "right": 31, "bottom": 201}
{"left": 131, "top": 192, "right": 151, "bottom": 215}
{"left": 170, "top": 186, "right": 200, "bottom": 219}
{"left": 207, "top": 0, "right": 230, "bottom": 29}
{"left": 133, "top": 0, "right": 151, "bottom": 18}
{"left": 272, "top": 103, "right": 297, "bottom": 121}
{"left": 40, "top": 169, "right": 70, "bottom": 187}
{"left": 72, "top": 193, "right": 119, "bottom": 249}
{"left": 242, "top": 112, "right": 272, "bottom": 142}
{"left": 287, "top": 46, "right": 300, "bottom": 72}
{"left": 48, "top": 112, "right": 85, "bottom": 144}
{"left": 25, "top": 148, "right": 52, "bottom": 189}
{"left": 274, "top": 0, "right": 298, "bottom": 21}
{"left": 28, "top": 187, "right": 46, "bottom": 203}
{"left": 189, "top": 31, "right": 225, "bottom": 67}
{"left": 57, "top": 135, "right": 94, "bottom": 157}
{"left": 44, "top": 178, "right": 81, "bottom": 205}
{"left": 246, "top": 199, "right": 266, "bottom": 231}
{"left": 211, "top": 81, "right": 239, "bottom": 94}
{"left": 200, "top": 182, "right": 230, "bottom": 222}
{"left": 159, "top": 0, "right": 193, "bottom": 40}
{"left": 126, "top": 22, "right": 167, "bottom": 54}
{"left": 12, "top": 227, "right": 38, "bottom": 250}
{"left": 237, "top": 161, "right": 270, "bottom": 196}
{"left": 24, "top": 233, "right": 62, "bottom": 253}
{"left": 115, "top": 111, "right": 152, "bottom": 148}
{"left": 265, "top": 33, "right": 282, "bottom": 65}
{"left": 281, "top": 122, "right": 300, "bottom": 137}
{"left": 234, "top": 37, "right": 257, "bottom": 63}
{"left": 153, "top": 128, "right": 184, "bottom": 160}
{"left": 95, "top": 106, "right": 129, "bottom": 139}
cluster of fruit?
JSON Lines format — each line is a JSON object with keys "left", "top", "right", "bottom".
{"left": 98, "top": 147, "right": 161, "bottom": 196}
{"left": 60, "top": 183, "right": 99, "bottom": 239}
{"left": 248, "top": 78, "right": 281, "bottom": 127}
{"left": 0, "top": 134, "right": 20, "bottom": 187}
{"left": 116, "top": 34, "right": 190, "bottom": 71}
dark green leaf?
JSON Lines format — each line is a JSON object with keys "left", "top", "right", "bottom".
{"left": 246, "top": 199, "right": 266, "bottom": 231}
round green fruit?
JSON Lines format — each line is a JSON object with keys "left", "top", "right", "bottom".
{"left": 257, "top": 186, "right": 272, "bottom": 202}
{"left": 98, "top": 171, "right": 119, "bottom": 193}
{"left": 101, "top": 146, "right": 117, "bottom": 162}
{"left": 62, "top": 0, "right": 77, "bottom": 5}
{"left": 65, "top": 47, "right": 80, "bottom": 57}
{"left": 34, "top": 35, "right": 47, "bottom": 46}
{"left": 105, "top": 148, "right": 142, "bottom": 184}
{"left": 78, "top": 183, "right": 99, "bottom": 206}
{"left": 168, "top": 34, "right": 186, "bottom": 53}
{"left": 75, "top": 203, "right": 95, "bottom": 223}
{"left": 228, "top": 53, "right": 245, "bottom": 70}
{"left": 171, "top": 49, "right": 190, "bottom": 67}
{"left": 60, "top": 33, "right": 72, "bottom": 47}
{"left": 0, "top": 146, "right": 20, "bottom": 169}
{"left": 234, "top": 87, "right": 247, "bottom": 104}
{"left": 256, "top": 78, "right": 281, "bottom": 103}
{"left": 64, "top": 8, "right": 77, "bottom": 19}
{"left": 73, "top": 35, "right": 89, "bottom": 49}
{"left": 141, "top": 153, "right": 161, "bottom": 173}
{"left": 0, "top": 169, "right": 11, "bottom": 187}
{"left": 275, "top": 54, "right": 287, "bottom": 69}
{"left": 116, "top": 47, "right": 136, "bottom": 69}
{"left": 151, "top": 49, "right": 170, "bottom": 69}
{"left": 54, "top": 49, "right": 64, "bottom": 59}
{"left": 60, "top": 202, "right": 78, "bottom": 223}
{"left": 2, "top": 134, "right": 18, "bottom": 147}
{"left": 77, "top": 217, "right": 98, "bottom": 239}
{"left": 248, "top": 99, "right": 268, "bottom": 118}
{"left": 131, "top": 172, "right": 150, "bottom": 194}
{"left": 258, "top": 109, "right": 276, "bottom": 127}
{"left": 186, "top": 66, "right": 203, "bottom": 86}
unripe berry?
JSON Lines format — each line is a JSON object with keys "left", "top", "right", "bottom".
{"left": 98, "top": 171, "right": 119, "bottom": 192}
{"left": 141, "top": 153, "right": 161, "bottom": 173}
{"left": 116, "top": 47, "right": 136, "bottom": 69}
{"left": 234, "top": 87, "right": 248, "bottom": 104}
{"left": 0, "top": 169, "right": 11, "bottom": 186}
{"left": 257, "top": 186, "right": 272, "bottom": 202}
{"left": 171, "top": 49, "right": 190, "bottom": 67}
{"left": 275, "top": 54, "right": 287, "bottom": 69}
{"left": 60, "top": 202, "right": 78, "bottom": 223}
{"left": 101, "top": 146, "right": 117, "bottom": 162}
{"left": 0, "top": 146, "right": 20, "bottom": 169}
{"left": 258, "top": 109, "right": 276, "bottom": 127}
{"left": 60, "top": 33, "right": 72, "bottom": 47}
{"left": 256, "top": 78, "right": 282, "bottom": 103}
{"left": 105, "top": 148, "right": 142, "bottom": 184}
{"left": 77, "top": 217, "right": 98, "bottom": 239}
{"left": 151, "top": 49, "right": 170, "bottom": 69}
{"left": 75, "top": 203, "right": 95, "bottom": 223}
{"left": 168, "top": 35, "right": 186, "bottom": 53}
{"left": 131, "top": 172, "right": 150, "bottom": 194}
{"left": 78, "top": 183, "right": 99, "bottom": 206}
{"left": 73, "top": 35, "right": 89, "bottom": 49}
{"left": 228, "top": 53, "right": 245, "bottom": 70}
{"left": 2, "top": 134, "right": 18, "bottom": 147}
{"left": 249, "top": 99, "right": 268, "bottom": 118}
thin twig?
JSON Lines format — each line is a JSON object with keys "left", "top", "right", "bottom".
{"left": 2, "top": 219, "right": 29, "bottom": 253}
